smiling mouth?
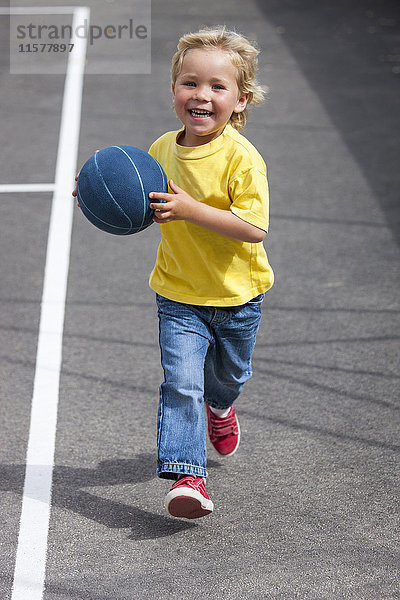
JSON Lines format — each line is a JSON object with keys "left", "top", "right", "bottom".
{"left": 189, "top": 109, "right": 213, "bottom": 118}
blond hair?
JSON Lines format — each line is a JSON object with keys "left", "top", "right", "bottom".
{"left": 171, "top": 26, "right": 266, "bottom": 131}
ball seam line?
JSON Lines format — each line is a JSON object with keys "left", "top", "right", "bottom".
{"left": 113, "top": 146, "right": 147, "bottom": 232}
{"left": 94, "top": 150, "right": 135, "bottom": 233}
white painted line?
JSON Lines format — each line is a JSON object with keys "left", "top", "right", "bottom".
{"left": 0, "top": 184, "right": 55, "bottom": 193}
{"left": 11, "top": 7, "right": 89, "bottom": 600}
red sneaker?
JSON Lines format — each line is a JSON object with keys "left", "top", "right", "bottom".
{"left": 165, "top": 476, "right": 214, "bottom": 519}
{"left": 206, "top": 405, "right": 241, "bottom": 457}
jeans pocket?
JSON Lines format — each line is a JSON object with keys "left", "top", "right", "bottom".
{"left": 156, "top": 293, "right": 169, "bottom": 314}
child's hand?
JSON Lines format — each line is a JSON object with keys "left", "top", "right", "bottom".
{"left": 72, "top": 150, "right": 100, "bottom": 205}
{"left": 149, "top": 180, "right": 198, "bottom": 223}
{"left": 72, "top": 172, "right": 79, "bottom": 200}
{"left": 151, "top": 178, "right": 266, "bottom": 242}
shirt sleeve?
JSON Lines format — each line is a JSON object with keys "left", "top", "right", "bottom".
{"left": 148, "top": 140, "right": 157, "bottom": 158}
{"left": 229, "top": 167, "right": 269, "bottom": 232}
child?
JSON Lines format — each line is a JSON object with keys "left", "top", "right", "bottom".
{"left": 147, "top": 26, "right": 274, "bottom": 519}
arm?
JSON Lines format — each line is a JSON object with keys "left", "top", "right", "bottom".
{"left": 149, "top": 179, "right": 266, "bottom": 243}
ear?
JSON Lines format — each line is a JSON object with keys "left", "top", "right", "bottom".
{"left": 171, "top": 82, "right": 176, "bottom": 100}
{"left": 233, "top": 92, "right": 249, "bottom": 114}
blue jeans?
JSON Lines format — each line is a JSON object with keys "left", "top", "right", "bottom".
{"left": 156, "top": 293, "right": 264, "bottom": 480}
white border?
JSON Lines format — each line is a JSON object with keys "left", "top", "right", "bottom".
{"left": 0, "top": 6, "right": 79, "bottom": 14}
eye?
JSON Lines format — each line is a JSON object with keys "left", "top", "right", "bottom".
{"left": 183, "top": 81, "right": 196, "bottom": 87}
{"left": 212, "top": 84, "right": 225, "bottom": 90}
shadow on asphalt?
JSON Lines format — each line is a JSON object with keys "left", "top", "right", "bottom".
{"left": 257, "top": 0, "right": 400, "bottom": 244}
{"left": 0, "top": 455, "right": 222, "bottom": 539}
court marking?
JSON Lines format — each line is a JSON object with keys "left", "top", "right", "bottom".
{"left": 2, "top": 6, "right": 90, "bottom": 600}
{"left": 0, "top": 184, "right": 55, "bottom": 193}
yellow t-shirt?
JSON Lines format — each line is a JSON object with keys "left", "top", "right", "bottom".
{"left": 148, "top": 124, "right": 274, "bottom": 307}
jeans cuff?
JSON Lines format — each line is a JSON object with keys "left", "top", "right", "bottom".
{"left": 205, "top": 399, "right": 234, "bottom": 411}
{"left": 157, "top": 461, "right": 208, "bottom": 480}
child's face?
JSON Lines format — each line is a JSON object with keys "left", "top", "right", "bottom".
{"left": 172, "top": 48, "right": 248, "bottom": 147}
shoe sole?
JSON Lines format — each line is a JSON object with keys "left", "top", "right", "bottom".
{"left": 165, "top": 488, "right": 214, "bottom": 519}
{"left": 211, "top": 416, "right": 241, "bottom": 458}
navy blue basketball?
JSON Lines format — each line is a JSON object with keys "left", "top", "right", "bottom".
{"left": 76, "top": 145, "right": 168, "bottom": 235}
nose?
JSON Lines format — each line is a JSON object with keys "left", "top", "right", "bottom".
{"left": 193, "top": 84, "right": 211, "bottom": 102}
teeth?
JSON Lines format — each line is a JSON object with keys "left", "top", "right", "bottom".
{"left": 190, "top": 109, "right": 211, "bottom": 116}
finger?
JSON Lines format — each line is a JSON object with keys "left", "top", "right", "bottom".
{"left": 149, "top": 191, "right": 173, "bottom": 202}
{"left": 150, "top": 202, "right": 169, "bottom": 211}
{"left": 153, "top": 215, "right": 171, "bottom": 223}
{"left": 168, "top": 179, "right": 182, "bottom": 194}
{"left": 152, "top": 205, "right": 171, "bottom": 217}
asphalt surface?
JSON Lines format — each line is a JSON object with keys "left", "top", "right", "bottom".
{"left": 1, "top": 0, "right": 399, "bottom": 599}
